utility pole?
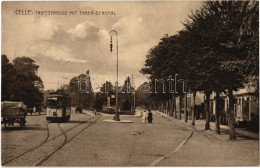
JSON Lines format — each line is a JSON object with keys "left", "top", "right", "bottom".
{"left": 110, "top": 30, "right": 120, "bottom": 121}
{"left": 131, "top": 74, "right": 135, "bottom": 114}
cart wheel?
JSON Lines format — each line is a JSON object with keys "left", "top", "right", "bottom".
{"left": 67, "top": 116, "right": 70, "bottom": 122}
{"left": 20, "top": 119, "right": 25, "bottom": 128}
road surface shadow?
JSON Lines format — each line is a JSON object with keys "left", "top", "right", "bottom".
{"left": 68, "top": 120, "right": 88, "bottom": 123}
{"left": 221, "top": 129, "right": 256, "bottom": 140}
{"left": 2, "top": 126, "right": 46, "bottom": 131}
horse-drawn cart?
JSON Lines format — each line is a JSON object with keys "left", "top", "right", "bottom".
{"left": 1, "top": 101, "right": 27, "bottom": 128}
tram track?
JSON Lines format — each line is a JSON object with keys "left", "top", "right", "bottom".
{"left": 3, "top": 115, "right": 101, "bottom": 166}
{"left": 2, "top": 123, "right": 50, "bottom": 165}
{"left": 45, "top": 116, "right": 96, "bottom": 143}
{"left": 35, "top": 123, "right": 68, "bottom": 166}
{"left": 2, "top": 120, "right": 81, "bottom": 166}
{"left": 35, "top": 115, "right": 101, "bottom": 166}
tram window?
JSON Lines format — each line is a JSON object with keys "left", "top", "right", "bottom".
{"left": 47, "top": 96, "right": 71, "bottom": 108}
{"left": 66, "top": 98, "right": 71, "bottom": 107}
{"left": 60, "top": 97, "right": 66, "bottom": 107}
{"left": 57, "top": 97, "right": 66, "bottom": 107}
{"left": 47, "top": 97, "right": 58, "bottom": 107}
{"left": 57, "top": 98, "right": 61, "bottom": 107}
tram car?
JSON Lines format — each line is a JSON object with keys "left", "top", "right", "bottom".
{"left": 46, "top": 91, "right": 71, "bottom": 122}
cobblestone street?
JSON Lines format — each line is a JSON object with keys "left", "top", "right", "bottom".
{"left": 2, "top": 110, "right": 259, "bottom": 166}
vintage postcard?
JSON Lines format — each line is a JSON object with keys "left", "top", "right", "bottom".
{"left": 1, "top": 1, "right": 259, "bottom": 166}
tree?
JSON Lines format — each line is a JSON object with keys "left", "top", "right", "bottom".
{"left": 141, "top": 35, "right": 187, "bottom": 118}
{"left": 140, "top": 1, "right": 258, "bottom": 138}
{"left": 100, "top": 81, "right": 114, "bottom": 94}
{"left": 135, "top": 82, "right": 154, "bottom": 109}
{"left": 1, "top": 55, "right": 16, "bottom": 101}
{"left": 1, "top": 55, "right": 44, "bottom": 107}
{"left": 68, "top": 72, "right": 94, "bottom": 108}
{"left": 93, "top": 93, "right": 103, "bottom": 110}
{"left": 13, "top": 56, "right": 44, "bottom": 90}
{"left": 183, "top": 1, "right": 258, "bottom": 138}
{"left": 119, "top": 76, "right": 134, "bottom": 111}
{"left": 99, "top": 81, "right": 115, "bottom": 107}
{"left": 122, "top": 99, "right": 131, "bottom": 111}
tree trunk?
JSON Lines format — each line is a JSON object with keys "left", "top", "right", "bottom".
{"left": 179, "top": 95, "right": 182, "bottom": 120}
{"left": 192, "top": 91, "right": 196, "bottom": 126}
{"left": 166, "top": 101, "right": 168, "bottom": 114}
{"left": 164, "top": 101, "right": 167, "bottom": 113}
{"left": 171, "top": 96, "right": 174, "bottom": 116}
{"left": 205, "top": 92, "right": 210, "bottom": 130}
{"left": 184, "top": 93, "right": 188, "bottom": 122}
{"left": 228, "top": 88, "right": 236, "bottom": 140}
{"left": 168, "top": 99, "right": 171, "bottom": 115}
{"left": 169, "top": 97, "right": 173, "bottom": 116}
{"left": 163, "top": 101, "right": 166, "bottom": 113}
{"left": 174, "top": 95, "right": 177, "bottom": 119}
{"left": 152, "top": 101, "right": 156, "bottom": 111}
{"left": 160, "top": 102, "right": 162, "bottom": 112}
{"left": 166, "top": 100, "right": 168, "bottom": 115}
{"left": 162, "top": 101, "right": 164, "bottom": 113}
{"left": 215, "top": 91, "right": 220, "bottom": 134}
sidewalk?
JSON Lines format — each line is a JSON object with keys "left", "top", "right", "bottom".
{"left": 82, "top": 109, "right": 96, "bottom": 116}
{"left": 87, "top": 109, "right": 143, "bottom": 117}
{"left": 156, "top": 111, "right": 259, "bottom": 166}
{"left": 155, "top": 111, "right": 259, "bottom": 140}
{"left": 134, "top": 109, "right": 142, "bottom": 117}
{"left": 211, "top": 121, "right": 259, "bottom": 139}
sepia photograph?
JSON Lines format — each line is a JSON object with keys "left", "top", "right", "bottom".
{"left": 1, "top": 1, "right": 259, "bottom": 166}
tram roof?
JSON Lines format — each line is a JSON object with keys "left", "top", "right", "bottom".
{"left": 47, "top": 92, "right": 70, "bottom": 98}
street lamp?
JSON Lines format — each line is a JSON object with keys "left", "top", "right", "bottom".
{"left": 109, "top": 30, "right": 120, "bottom": 121}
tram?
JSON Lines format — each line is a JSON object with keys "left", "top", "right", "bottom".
{"left": 46, "top": 91, "right": 71, "bottom": 122}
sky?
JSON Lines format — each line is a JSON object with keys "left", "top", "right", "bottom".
{"left": 2, "top": 1, "right": 203, "bottom": 91}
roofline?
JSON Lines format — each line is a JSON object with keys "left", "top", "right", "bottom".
{"left": 47, "top": 94, "right": 70, "bottom": 98}
{"left": 209, "top": 92, "right": 257, "bottom": 100}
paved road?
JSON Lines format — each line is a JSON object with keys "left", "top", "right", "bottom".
{"left": 1, "top": 110, "right": 259, "bottom": 166}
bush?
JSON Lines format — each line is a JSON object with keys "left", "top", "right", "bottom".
{"left": 122, "top": 99, "right": 131, "bottom": 110}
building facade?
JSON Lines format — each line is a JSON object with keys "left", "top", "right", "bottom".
{"left": 209, "top": 86, "right": 259, "bottom": 123}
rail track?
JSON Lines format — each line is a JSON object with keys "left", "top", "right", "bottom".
{"left": 36, "top": 115, "right": 101, "bottom": 166}
{"left": 2, "top": 123, "right": 50, "bottom": 165}
{"left": 35, "top": 123, "right": 68, "bottom": 166}
{"left": 3, "top": 115, "right": 101, "bottom": 166}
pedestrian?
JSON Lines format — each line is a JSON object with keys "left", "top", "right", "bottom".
{"left": 142, "top": 110, "right": 147, "bottom": 123}
{"left": 148, "top": 109, "right": 153, "bottom": 123}
{"left": 33, "top": 106, "right": 36, "bottom": 114}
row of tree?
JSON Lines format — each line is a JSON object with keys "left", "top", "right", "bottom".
{"left": 2, "top": 55, "right": 44, "bottom": 108}
{"left": 140, "top": 1, "right": 258, "bottom": 140}
{"left": 58, "top": 71, "right": 135, "bottom": 112}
